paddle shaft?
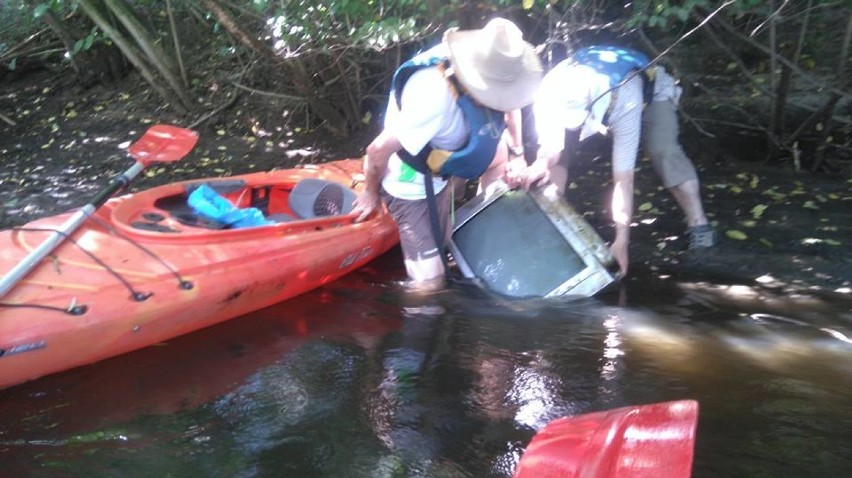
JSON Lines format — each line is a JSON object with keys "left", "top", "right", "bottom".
{"left": 0, "top": 162, "right": 144, "bottom": 299}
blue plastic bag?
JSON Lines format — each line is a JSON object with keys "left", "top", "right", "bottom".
{"left": 187, "top": 184, "right": 273, "bottom": 228}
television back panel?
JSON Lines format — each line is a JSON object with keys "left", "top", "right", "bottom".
{"left": 449, "top": 182, "right": 617, "bottom": 299}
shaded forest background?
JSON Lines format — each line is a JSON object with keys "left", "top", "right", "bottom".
{"left": 2, "top": 0, "right": 850, "bottom": 168}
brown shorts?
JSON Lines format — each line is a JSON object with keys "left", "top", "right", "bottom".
{"left": 381, "top": 185, "right": 452, "bottom": 263}
{"left": 642, "top": 101, "right": 698, "bottom": 188}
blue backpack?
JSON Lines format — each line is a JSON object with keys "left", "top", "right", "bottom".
{"left": 572, "top": 46, "right": 656, "bottom": 106}
{"left": 390, "top": 53, "right": 506, "bottom": 180}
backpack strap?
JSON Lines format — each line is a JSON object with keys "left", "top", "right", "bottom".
{"left": 392, "top": 56, "right": 505, "bottom": 180}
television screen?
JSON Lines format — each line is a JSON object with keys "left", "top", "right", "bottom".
{"left": 449, "top": 183, "right": 616, "bottom": 298}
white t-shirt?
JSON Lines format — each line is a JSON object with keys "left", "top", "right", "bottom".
{"left": 534, "top": 61, "right": 643, "bottom": 172}
{"left": 381, "top": 49, "right": 469, "bottom": 200}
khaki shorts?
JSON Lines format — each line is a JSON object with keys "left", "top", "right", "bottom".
{"left": 381, "top": 185, "right": 452, "bottom": 263}
{"left": 642, "top": 101, "right": 698, "bottom": 188}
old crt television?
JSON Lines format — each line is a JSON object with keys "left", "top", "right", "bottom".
{"left": 448, "top": 182, "right": 617, "bottom": 298}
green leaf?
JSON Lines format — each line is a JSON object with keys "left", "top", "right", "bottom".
{"left": 726, "top": 230, "right": 748, "bottom": 240}
{"left": 750, "top": 204, "right": 767, "bottom": 219}
{"left": 34, "top": 4, "right": 51, "bottom": 19}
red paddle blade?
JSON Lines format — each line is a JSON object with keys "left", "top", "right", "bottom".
{"left": 514, "top": 400, "right": 699, "bottom": 478}
{"left": 128, "top": 124, "right": 198, "bottom": 166}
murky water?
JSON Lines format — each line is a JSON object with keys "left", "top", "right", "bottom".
{"left": 1, "top": 249, "right": 851, "bottom": 477}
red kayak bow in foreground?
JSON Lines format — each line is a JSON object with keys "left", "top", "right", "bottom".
{"left": 514, "top": 400, "right": 699, "bottom": 478}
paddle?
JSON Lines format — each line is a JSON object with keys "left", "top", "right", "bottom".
{"left": 0, "top": 124, "right": 198, "bottom": 298}
{"left": 513, "top": 399, "right": 699, "bottom": 478}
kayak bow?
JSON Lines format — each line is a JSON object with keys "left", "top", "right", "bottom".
{"left": 514, "top": 400, "right": 699, "bottom": 478}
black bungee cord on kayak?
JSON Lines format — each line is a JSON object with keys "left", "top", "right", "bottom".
{"left": 0, "top": 209, "right": 203, "bottom": 314}
{"left": 0, "top": 301, "right": 88, "bottom": 316}
{"left": 0, "top": 226, "right": 157, "bottom": 314}
{"left": 88, "top": 214, "right": 194, "bottom": 291}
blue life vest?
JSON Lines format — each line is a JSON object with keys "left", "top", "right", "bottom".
{"left": 390, "top": 53, "right": 506, "bottom": 180}
{"left": 572, "top": 46, "right": 656, "bottom": 107}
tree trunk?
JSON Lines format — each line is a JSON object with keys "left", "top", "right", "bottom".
{"left": 102, "top": 0, "right": 192, "bottom": 110}
{"left": 26, "top": 0, "right": 127, "bottom": 86}
{"left": 75, "top": 0, "right": 188, "bottom": 114}
{"left": 200, "top": 0, "right": 349, "bottom": 138}
{"left": 811, "top": 10, "right": 852, "bottom": 171}
{"left": 166, "top": 0, "right": 189, "bottom": 88}
{"left": 765, "top": 0, "right": 779, "bottom": 160}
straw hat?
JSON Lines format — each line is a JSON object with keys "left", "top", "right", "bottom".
{"left": 445, "top": 18, "right": 543, "bottom": 112}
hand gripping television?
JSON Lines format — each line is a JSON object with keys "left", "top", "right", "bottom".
{"left": 448, "top": 181, "right": 618, "bottom": 298}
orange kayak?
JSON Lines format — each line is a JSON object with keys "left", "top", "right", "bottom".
{"left": 513, "top": 400, "right": 699, "bottom": 478}
{"left": 0, "top": 159, "right": 399, "bottom": 390}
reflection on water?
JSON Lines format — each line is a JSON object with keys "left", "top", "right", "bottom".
{"left": 1, "top": 249, "right": 851, "bottom": 477}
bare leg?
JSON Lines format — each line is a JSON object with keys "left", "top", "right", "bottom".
{"left": 668, "top": 179, "right": 708, "bottom": 227}
{"left": 403, "top": 257, "right": 446, "bottom": 291}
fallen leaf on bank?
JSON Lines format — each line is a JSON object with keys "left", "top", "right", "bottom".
{"left": 751, "top": 204, "right": 768, "bottom": 219}
{"left": 726, "top": 230, "right": 748, "bottom": 240}
{"left": 638, "top": 202, "right": 653, "bottom": 212}
{"left": 762, "top": 189, "right": 786, "bottom": 201}
{"left": 759, "top": 238, "right": 773, "bottom": 247}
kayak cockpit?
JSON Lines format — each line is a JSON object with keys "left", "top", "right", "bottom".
{"left": 107, "top": 172, "right": 361, "bottom": 240}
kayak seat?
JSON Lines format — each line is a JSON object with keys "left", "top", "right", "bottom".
{"left": 289, "top": 178, "right": 356, "bottom": 219}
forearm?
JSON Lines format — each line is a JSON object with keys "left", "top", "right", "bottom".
{"left": 505, "top": 109, "right": 523, "bottom": 149}
{"left": 363, "top": 131, "right": 400, "bottom": 194}
{"left": 611, "top": 168, "right": 635, "bottom": 241}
